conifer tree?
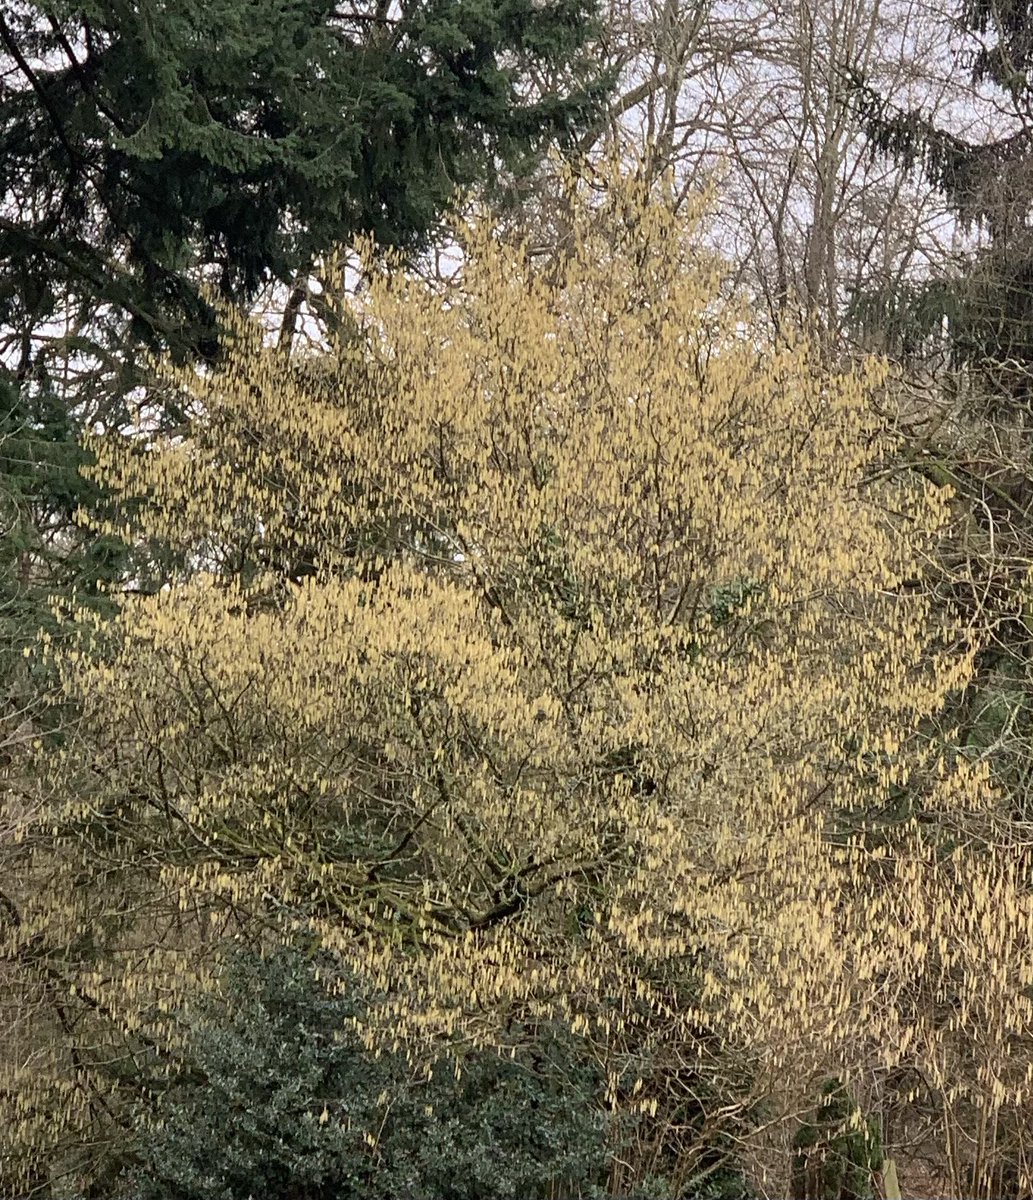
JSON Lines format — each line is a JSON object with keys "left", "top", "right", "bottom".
{"left": 845, "top": 0, "right": 1033, "bottom": 396}
{"left": 0, "top": 0, "right": 606, "bottom": 366}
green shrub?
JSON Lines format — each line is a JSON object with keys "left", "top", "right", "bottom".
{"left": 120, "top": 948, "right": 610, "bottom": 1200}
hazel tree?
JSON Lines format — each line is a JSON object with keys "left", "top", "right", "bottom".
{"left": 7, "top": 165, "right": 1032, "bottom": 1195}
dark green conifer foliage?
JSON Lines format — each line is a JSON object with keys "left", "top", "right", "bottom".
{"left": 844, "top": 0, "right": 1033, "bottom": 397}
{"left": 1, "top": 0, "right": 607, "bottom": 362}
{"left": 0, "top": 371, "right": 131, "bottom": 742}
